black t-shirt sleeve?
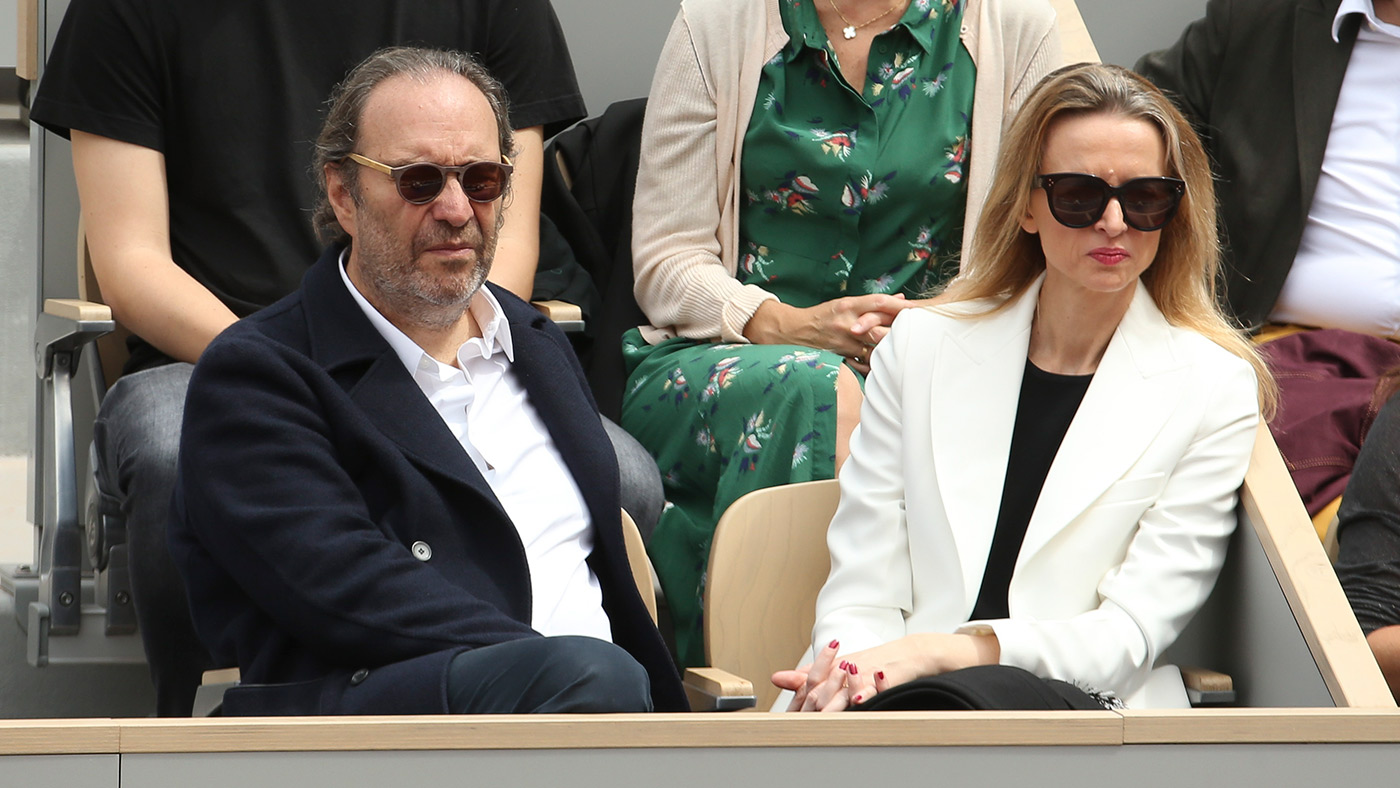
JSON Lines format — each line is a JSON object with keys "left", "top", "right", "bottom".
{"left": 480, "top": 0, "right": 586, "bottom": 136}
{"left": 29, "top": 0, "right": 168, "bottom": 150}
{"left": 1336, "top": 395, "right": 1400, "bottom": 635}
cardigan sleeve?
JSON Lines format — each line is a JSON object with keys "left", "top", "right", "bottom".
{"left": 631, "top": 5, "right": 777, "bottom": 343}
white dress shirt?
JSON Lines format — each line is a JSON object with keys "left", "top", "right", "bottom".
{"left": 339, "top": 251, "right": 612, "bottom": 641}
{"left": 1270, "top": 0, "right": 1400, "bottom": 335}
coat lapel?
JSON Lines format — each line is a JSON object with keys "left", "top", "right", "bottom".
{"left": 1014, "top": 285, "right": 1188, "bottom": 572}
{"left": 298, "top": 246, "right": 509, "bottom": 519}
{"left": 928, "top": 279, "right": 1039, "bottom": 600}
{"left": 1294, "top": 0, "right": 1355, "bottom": 220}
{"left": 499, "top": 295, "right": 617, "bottom": 534}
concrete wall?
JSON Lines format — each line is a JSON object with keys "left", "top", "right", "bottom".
{"left": 0, "top": 0, "right": 16, "bottom": 67}
{"left": 1075, "top": 0, "right": 1208, "bottom": 68}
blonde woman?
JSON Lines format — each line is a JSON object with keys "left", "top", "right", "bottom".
{"left": 776, "top": 63, "right": 1277, "bottom": 711}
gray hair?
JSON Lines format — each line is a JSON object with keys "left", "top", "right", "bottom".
{"left": 311, "top": 46, "right": 515, "bottom": 245}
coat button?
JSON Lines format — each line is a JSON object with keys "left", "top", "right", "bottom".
{"left": 411, "top": 541, "right": 432, "bottom": 561}
{"left": 350, "top": 668, "right": 370, "bottom": 686}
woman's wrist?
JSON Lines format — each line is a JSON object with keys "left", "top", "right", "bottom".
{"left": 912, "top": 632, "right": 1001, "bottom": 676}
{"left": 742, "top": 299, "right": 792, "bottom": 345}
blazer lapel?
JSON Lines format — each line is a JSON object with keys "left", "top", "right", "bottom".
{"left": 1294, "top": 0, "right": 1355, "bottom": 219}
{"left": 929, "top": 278, "right": 1040, "bottom": 599}
{"left": 1014, "top": 285, "right": 1187, "bottom": 571}
{"left": 495, "top": 292, "right": 616, "bottom": 533}
{"left": 299, "top": 246, "right": 508, "bottom": 517}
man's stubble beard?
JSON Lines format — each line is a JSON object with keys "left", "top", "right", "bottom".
{"left": 352, "top": 202, "right": 500, "bottom": 331}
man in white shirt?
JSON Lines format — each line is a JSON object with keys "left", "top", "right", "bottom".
{"left": 1138, "top": 0, "right": 1400, "bottom": 335}
{"left": 166, "top": 46, "right": 686, "bottom": 716}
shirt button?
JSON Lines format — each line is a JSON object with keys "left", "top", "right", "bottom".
{"left": 350, "top": 668, "right": 370, "bottom": 686}
{"left": 411, "top": 541, "right": 433, "bottom": 561}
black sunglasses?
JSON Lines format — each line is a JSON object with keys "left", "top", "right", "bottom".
{"left": 346, "top": 153, "right": 514, "bottom": 205}
{"left": 1035, "top": 172, "right": 1185, "bottom": 232}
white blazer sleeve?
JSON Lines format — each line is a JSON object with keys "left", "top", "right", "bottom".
{"left": 810, "top": 311, "right": 921, "bottom": 654}
{"left": 631, "top": 5, "right": 776, "bottom": 342}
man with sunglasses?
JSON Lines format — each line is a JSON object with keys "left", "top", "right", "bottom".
{"left": 165, "top": 47, "right": 687, "bottom": 717}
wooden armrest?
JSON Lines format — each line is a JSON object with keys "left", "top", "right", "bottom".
{"left": 532, "top": 299, "right": 585, "bottom": 333}
{"left": 19, "top": 0, "right": 39, "bottom": 81}
{"left": 1180, "top": 665, "right": 1236, "bottom": 706}
{"left": 201, "top": 667, "right": 241, "bottom": 686}
{"left": 532, "top": 299, "right": 582, "bottom": 322}
{"left": 44, "top": 298, "right": 112, "bottom": 322}
{"left": 683, "top": 667, "right": 757, "bottom": 712}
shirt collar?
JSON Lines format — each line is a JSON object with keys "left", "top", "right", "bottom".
{"left": 1333, "top": 0, "right": 1400, "bottom": 41}
{"left": 337, "top": 247, "right": 515, "bottom": 377}
{"left": 780, "top": 0, "right": 946, "bottom": 58}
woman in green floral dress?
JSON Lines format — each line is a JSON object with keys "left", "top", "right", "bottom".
{"left": 627, "top": 0, "right": 1061, "bottom": 665}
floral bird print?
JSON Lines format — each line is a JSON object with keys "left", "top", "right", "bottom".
{"left": 758, "top": 171, "right": 821, "bottom": 215}
{"left": 842, "top": 170, "right": 897, "bottom": 213}
{"left": 810, "top": 127, "right": 857, "bottom": 160}
{"left": 942, "top": 130, "right": 968, "bottom": 184}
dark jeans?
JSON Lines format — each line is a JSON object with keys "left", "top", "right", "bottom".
{"left": 93, "top": 363, "right": 210, "bottom": 717}
{"left": 445, "top": 636, "right": 653, "bottom": 713}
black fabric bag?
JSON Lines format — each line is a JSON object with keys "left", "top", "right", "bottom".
{"left": 850, "top": 665, "right": 1106, "bottom": 711}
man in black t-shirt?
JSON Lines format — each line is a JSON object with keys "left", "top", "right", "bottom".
{"left": 28, "top": 0, "right": 606, "bottom": 716}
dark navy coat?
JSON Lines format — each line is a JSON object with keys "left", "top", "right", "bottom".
{"left": 169, "top": 244, "right": 686, "bottom": 715}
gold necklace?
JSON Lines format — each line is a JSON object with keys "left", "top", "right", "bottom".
{"left": 826, "top": 0, "right": 903, "bottom": 40}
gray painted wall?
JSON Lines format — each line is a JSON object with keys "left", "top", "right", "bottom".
{"left": 1075, "top": 0, "right": 1209, "bottom": 67}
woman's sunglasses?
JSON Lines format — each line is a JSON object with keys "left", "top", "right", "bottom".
{"left": 346, "top": 153, "right": 514, "bottom": 205}
{"left": 1035, "top": 172, "right": 1185, "bottom": 232}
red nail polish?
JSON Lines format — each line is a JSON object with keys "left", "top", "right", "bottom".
{"left": 838, "top": 660, "right": 848, "bottom": 670}
{"left": 876, "top": 671, "right": 885, "bottom": 681}
{"left": 849, "top": 664, "right": 858, "bottom": 675}
{"left": 853, "top": 695, "right": 863, "bottom": 704}
{"left": 829, "top": 639, "right": 840, "bottom": 649}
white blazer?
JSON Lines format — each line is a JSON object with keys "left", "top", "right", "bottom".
{"left": 809, "top": 276, "right": 1260, "bottom": 708}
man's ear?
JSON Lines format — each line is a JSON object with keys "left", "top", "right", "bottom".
{"left": 326, "top": 163, "right": 358, "bottom": 238}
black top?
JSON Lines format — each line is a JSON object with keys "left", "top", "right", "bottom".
{"left": 31, "top": 0, "right": 587, "bottom": 373}
{"left": 1337, "top": 392, "right": 1400, "bottom": 635}
{"left": 971, "top": 360, "right": 1093, "bottom": 621}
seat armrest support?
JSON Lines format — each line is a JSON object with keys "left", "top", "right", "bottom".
{"left": 532, "top": 299, "right": 584, "bottom": 333}
{"left": 30, "top": 300, "right": 114, "bottom": 661}
{"left": 683, "top": 667, "right": 757, "bottom": 712}
{"left": 1180, "top": 665, "right": 1236, "bottom": 706}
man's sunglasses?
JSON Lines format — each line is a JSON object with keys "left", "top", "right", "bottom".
{"left": 1035, "top": 173, "right": 1185, "bottom": 232}
{"left": 346, "top": 153, "right": 514, "bottom": 205}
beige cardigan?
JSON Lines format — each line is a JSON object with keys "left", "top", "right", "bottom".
{"left": 632, "top": 0, "right": 1062, "bottom": 344}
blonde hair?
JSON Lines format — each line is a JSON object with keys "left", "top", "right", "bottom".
{"left": 946, "top": 63, "right": 1276, "bottom": 418}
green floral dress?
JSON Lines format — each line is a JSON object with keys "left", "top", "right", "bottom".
{"left": 623, "top": 0, "right": 976, "bottom": 666}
